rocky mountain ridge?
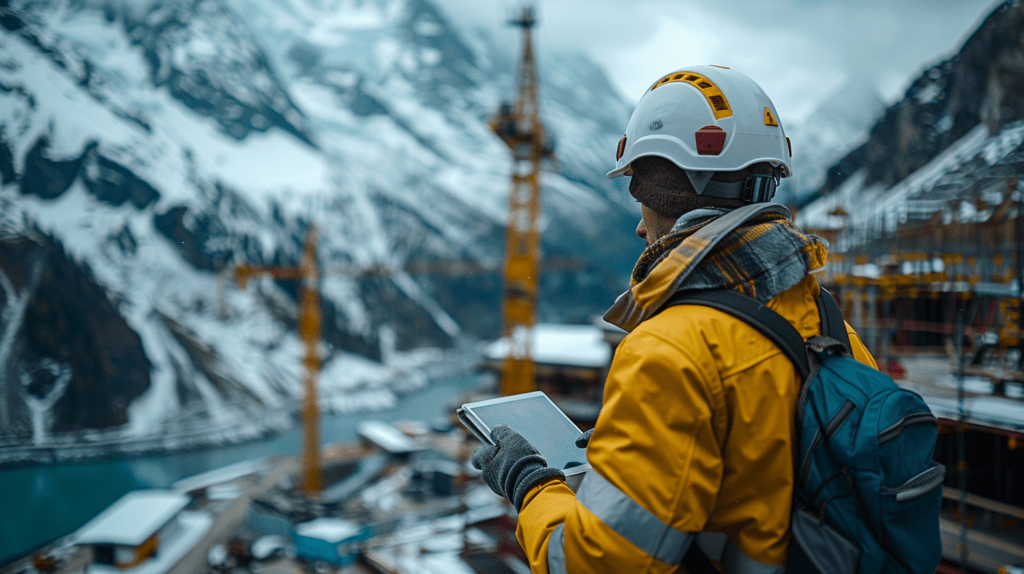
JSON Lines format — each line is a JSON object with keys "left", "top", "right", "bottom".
{"left": 818, "top": 0, "right": 1024, "bottom": 197}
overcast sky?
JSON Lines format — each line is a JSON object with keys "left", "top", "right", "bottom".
{"left": 434, "top": 0, "right": 1003, "bottom": 125}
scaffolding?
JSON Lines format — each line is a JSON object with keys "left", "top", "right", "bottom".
{"left": 803, "top": 141, "right": 1024, "bottom": 573}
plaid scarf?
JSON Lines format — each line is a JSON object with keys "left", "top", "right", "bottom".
{"left": 605, "top": 207, "right": 829, "bottom": 332}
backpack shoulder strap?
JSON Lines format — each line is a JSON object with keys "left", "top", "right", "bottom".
{"left": 664, "top": 289, "right": 810, "bottom": 379}
{"left": 816, "top": 288, "right": 851, "bottom": 353}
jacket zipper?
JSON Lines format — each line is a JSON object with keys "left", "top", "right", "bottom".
{"left": 878, "top": 411, "right": 937, "bottom": 445}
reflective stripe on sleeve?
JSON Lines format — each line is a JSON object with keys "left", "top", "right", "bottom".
{"left": 695, "top": 531, "right": 728, "bottom": 560}
{"left": 696, "top": 531, "right": 784, "bottom": 574}
{"left": 547, "top": 523, "right": 568, "bottom": 574}
{"left": 576, "top": 470, "right": 694, "bottom": 565}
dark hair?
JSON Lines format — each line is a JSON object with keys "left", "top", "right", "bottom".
{"left": 628, "top": 156, "right": 774, "bottom": 218}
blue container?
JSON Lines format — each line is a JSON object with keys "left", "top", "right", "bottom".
{"left": 292, "top": 518, "right": 370, "bottom": 566}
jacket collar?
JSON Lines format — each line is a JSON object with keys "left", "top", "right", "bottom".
{"left": 605, "top": 204, "right": 828, "bottom": 332}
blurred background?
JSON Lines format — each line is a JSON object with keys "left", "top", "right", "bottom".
{"left": 1, "top": 0, "right": 1021, "bottom": 573}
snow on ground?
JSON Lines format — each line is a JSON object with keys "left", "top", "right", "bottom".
{"left": 0, "top": 34, "right": 145, "bottom": 162}
{"left": 362, "top": 503, "right": 525, "bottom": 574}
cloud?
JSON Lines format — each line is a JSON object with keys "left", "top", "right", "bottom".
{"left": 432, "top": 0, "right": 1002, "bottom": 124}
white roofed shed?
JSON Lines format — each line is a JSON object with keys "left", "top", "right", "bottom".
{"left": 75, "top": 490, "right": 190, "bottom": 547}
{"left": 357, "top": 420, "right": 422, "bottom": 454}
{"left": 483, "top": 323, "right": 610, "bottom": 368}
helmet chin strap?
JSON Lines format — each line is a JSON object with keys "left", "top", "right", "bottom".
{"left": 685, "top": 168, "right": 781, "bottom": 203}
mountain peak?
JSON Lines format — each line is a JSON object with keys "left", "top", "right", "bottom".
{"left": 808, "top": 76, "right": 884, "bottom": 127}
{"left": 817, "top": 0, "right": 1024, "bottom": 196}
{"left": 777, "top": 76, "right": 885, "bottom": 205}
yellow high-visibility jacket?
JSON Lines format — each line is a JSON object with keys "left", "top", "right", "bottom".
{"left": 516, "top": 275, "right": 877, "bottom": 573}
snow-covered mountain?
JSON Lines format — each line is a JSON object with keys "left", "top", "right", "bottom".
{"left": 777, "top": 78, "right": 884, "bottom": 207}
{"left": 0, "top": 0, "right": 637, "bottom": 461}
{"left": 798, "top": 0, "right": 1024, "bottom": 249}
{"left": 810, "top": 0, "right": 1024, "bottom": 201}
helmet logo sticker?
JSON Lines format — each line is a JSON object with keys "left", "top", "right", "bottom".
{"left": 649, "top": 120, "right": 663, "bottom": 131}
{"left": 695, "top": 125, "right": 726, "bottom": 156}
{"left": 616, "top": 135, "right": 627, "bottom": 161}
{"left": 650, "top": 71, "right": 733, "bottom": 120}
{"left": 764, "top": 107, "right": 779, "bottom": 127}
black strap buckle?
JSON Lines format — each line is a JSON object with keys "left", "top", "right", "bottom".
{"left": 741, "top": 173, "right": 778, "bottom": 203}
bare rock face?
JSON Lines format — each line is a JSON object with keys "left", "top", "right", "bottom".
{"left": 821, "top": 1, "right": 1024, "bottom": 195}
{"left": 0, "top": 232, "right": 151, "bottom": 438}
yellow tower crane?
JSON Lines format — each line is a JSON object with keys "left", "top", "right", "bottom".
{"left": 235, "top": 226, "right": 323, "bottom": 496}
{"left": 490, "top": 6, "right": 555, "bottom": 397}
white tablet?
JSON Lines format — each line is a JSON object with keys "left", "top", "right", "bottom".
{"left": 457, "top": 391, "right": 590, "bottom": 477}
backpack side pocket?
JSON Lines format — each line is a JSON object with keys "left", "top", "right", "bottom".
{"left": 878, "top": 463, "right": 945, "bottom": 574}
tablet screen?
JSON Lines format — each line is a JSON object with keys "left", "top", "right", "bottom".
{"left": 466, "top": 394, "right": 587, "bottom": 472}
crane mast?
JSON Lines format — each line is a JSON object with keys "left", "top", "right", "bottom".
{"left": 491, "top": 7, "right": 554, "bottom": 396}
{"left": 235, "top": 226, "right": 322, "bottom": 496}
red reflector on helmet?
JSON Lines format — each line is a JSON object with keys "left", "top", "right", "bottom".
{"left": 616, "top": 135, "right": 627, "bottom": 161}
{"left": 695, "top": 125, "right": 726, "bottom": 156}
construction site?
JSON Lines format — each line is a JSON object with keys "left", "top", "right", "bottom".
{"left": 2, "top": 7, "right": 573, "bottom": 574}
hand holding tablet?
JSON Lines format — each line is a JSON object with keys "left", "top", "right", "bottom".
{"left": 457, "top": 390, "right": 591, "bottom": 477}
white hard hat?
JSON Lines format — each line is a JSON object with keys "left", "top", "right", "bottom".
{"left": 607, "top": 65, "right": 792, "bottom": 203}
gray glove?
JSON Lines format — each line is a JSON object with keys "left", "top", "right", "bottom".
{"left": 575, "top": 428, "right": 594, "bottom": 448}
{"left": 470, "top": 424, "right": 565, "bottom": 511}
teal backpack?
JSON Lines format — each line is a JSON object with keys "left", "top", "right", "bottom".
{"left": 667, "top": 288, "right": 945, "bottom": 574}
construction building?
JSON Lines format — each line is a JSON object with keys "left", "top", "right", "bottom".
{"left": 799, "top": 122, "right": 1024, "bottom": 573}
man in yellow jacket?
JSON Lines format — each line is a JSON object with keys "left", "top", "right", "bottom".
{"left": 471, "top": 66, "right": 878, "bottom": 573}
